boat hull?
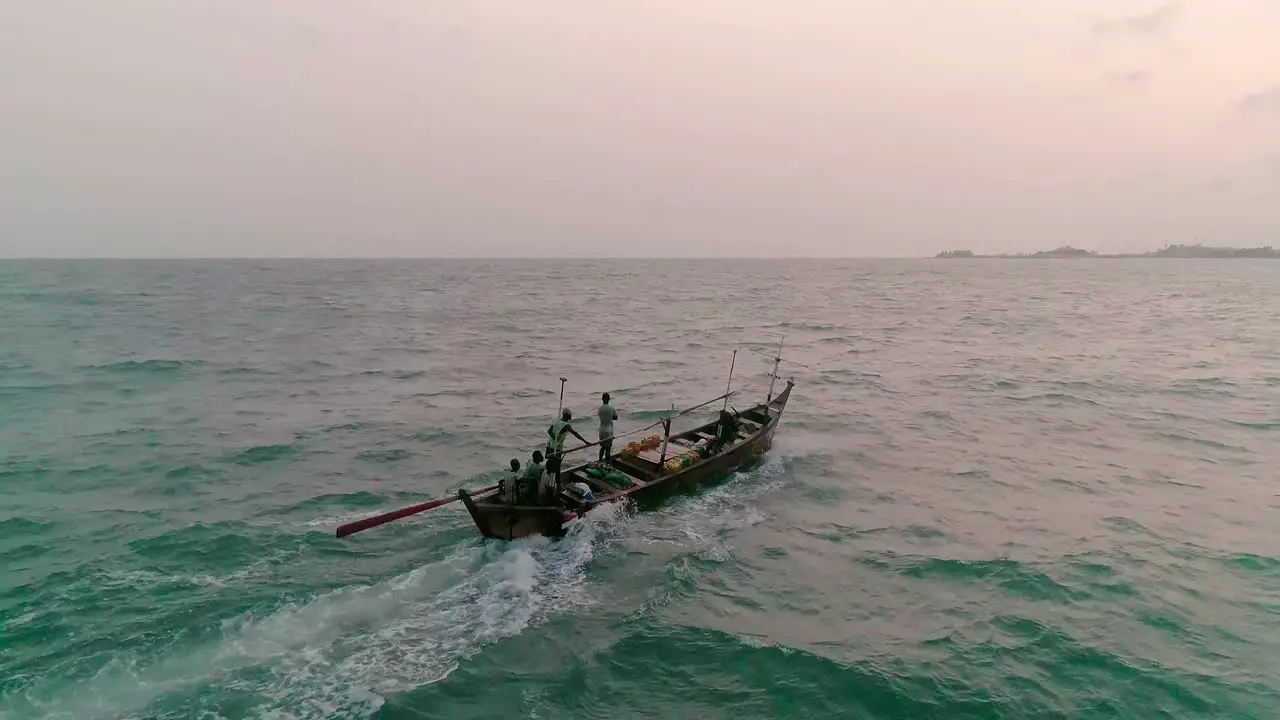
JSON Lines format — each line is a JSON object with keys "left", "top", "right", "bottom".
{"left": 455, "top": 498, "right": 568, "bottom": 541}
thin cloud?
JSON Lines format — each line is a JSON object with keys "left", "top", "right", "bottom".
{"left": 1094, "top": 4, "right": 1179, "bottom": 35}
{"left": 1238, "top": 87, "right": 1280, "bottom": 115}
{"left": 1110, "top": 70, "right": 1153, "bottom": 92}
{"left": 1202, "top": 177, "right": 1235, "bottom": 193}
{"left": 1266, "top": 158, "right": 1280, "bottom": 184}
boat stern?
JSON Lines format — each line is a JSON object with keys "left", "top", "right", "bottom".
{"left": 459, "top": 490, "right": 568, "bottom": 540}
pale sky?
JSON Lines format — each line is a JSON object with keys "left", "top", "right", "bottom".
{"left": 1, "top": 1, "right": 1277, "bottom": 258}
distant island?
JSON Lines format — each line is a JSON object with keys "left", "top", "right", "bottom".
{"left": 933, "top": 244, "right": 1279, "bottom": 259}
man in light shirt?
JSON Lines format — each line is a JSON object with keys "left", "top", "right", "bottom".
{"left": 597, "top": 392, "right": 619, "bottom": 463}
{"left": 500, "top": 458, "right": 520, "bottom": 504}
{"left": 520, "top": 451, "right": 545, "bottom": 504}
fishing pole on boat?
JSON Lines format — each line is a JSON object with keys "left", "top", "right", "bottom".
{"left": 667, "top": 390, "right": 739, "bottom": 423}
{"left": 557, "top": 376, "right": 567, "bottom": 415}
{"left": 334, "top": 484, "right": 498, "bottom": 538}
{"left": 741, "top": 334, "right": 809, "bottom": 370}
{"left": 723, "top": 350, "right": 737, "bottom": 412}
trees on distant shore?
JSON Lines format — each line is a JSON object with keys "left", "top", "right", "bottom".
{"left": 1144, "top": 243, "right": 1277, "bottom": 258}
{"left": 934, "top": 243, "right": 1277, "bottom": 259}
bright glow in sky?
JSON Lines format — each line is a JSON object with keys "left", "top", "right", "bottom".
{"left": 1, "top": 1, "right": 1277, "bottom": 257}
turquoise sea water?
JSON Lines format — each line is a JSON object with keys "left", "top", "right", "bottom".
{"left": 2, "top": 259, "right": 1279, "bottom": 719}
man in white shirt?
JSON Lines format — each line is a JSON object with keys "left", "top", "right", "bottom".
{"left": 597, "top": 392, "right": 619, "bottom": 463}
{"left": 500, "top": 458, "right": 520, "bottom": 504}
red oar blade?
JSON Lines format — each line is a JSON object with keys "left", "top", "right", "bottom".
{"left": 334, "top": 484, "right": 497, "bottom": 538}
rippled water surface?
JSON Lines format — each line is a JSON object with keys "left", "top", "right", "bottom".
{"left": 2, "top": 259, "right": 1278, "bottom": 719}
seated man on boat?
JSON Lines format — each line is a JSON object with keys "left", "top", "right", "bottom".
{"left": 708, "top": 409, "right": 739, "bottom": 455}
{"left": 540, "top": 455, "right": 562, "bottom": 504}
{"left": 519, "top": 450, "right": 545, "bottom": 504}
{"left": 500, "top": 458, "right": 521, "bottom": 504}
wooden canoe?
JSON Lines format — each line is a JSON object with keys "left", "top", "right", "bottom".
{"left": 458, "top": 380, "right": 794, "bottom": 540}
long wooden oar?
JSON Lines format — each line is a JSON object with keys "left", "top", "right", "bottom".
{"left": 335, "top": 484, "right": 497, "bottom": 538}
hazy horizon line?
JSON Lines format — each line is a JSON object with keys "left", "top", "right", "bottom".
{"left": 0, "top": 254, "right": 927, "bottom": 261}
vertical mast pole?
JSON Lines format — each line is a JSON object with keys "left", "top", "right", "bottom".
{"left": 722, "top": 350, "right": 737, "bottom": 412}
{"left": 766, "top": 336, "right": 784, "bottom": 404}
{"left": 658, "top": 402, "right": 674, "bottom": 467}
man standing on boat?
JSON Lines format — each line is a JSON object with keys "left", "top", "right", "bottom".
{"left": 596, "top": 392, "right": 618, "bottom": 463}
{"left": 546, "top": 408, "right": 587, "bottom": 464}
